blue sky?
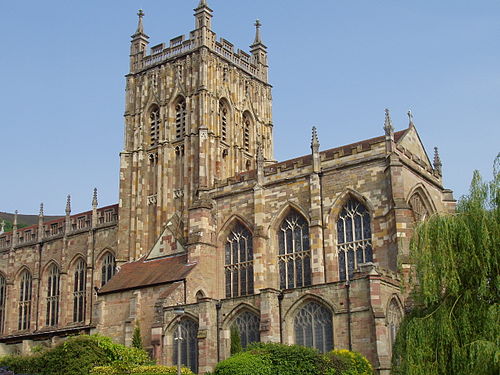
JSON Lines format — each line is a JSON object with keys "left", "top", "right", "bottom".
{"left": 1, "top": 0, "right": 499, "bottom": 215}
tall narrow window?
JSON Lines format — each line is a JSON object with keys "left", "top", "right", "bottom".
{"left": 225, "top": 223, "right": 254, "bottom": 298}
{"left": 387, "top": 299, "right": 403, "bottom": 352}
{"left": 0, "top": 274, "right": 6, "bottom": 334}
{"left": 337, "top": 198, "right": 372, "bottom": 281}
{"left": 243, "top": 114, "right": 251, "bottom": 152}
{"left": 233, "top": 311, "right": 260, "bottom": 348}
{"left": 46, "top": 264, "right": 60, "bottom": 326}
{"left": 409, "top": 193, "right": 429, "bottom": 223}
{"left": 73, "top": 259, "right": 86, "bottom": 323}
{"left": 175, "top": 98, "right": 187, "bottom": 139}
{"left": 173, "top": 319, "right": 198, "bottom": 374}
{"left": 294, "top": 301, "right": 333, "bottom": 353}
{"left": 101, "top": 253, "right": 116, "bottom": 287}
{"left": 219, "top": 101, "right": 228, "bottom": 143}
{"left": 150, "top": 107, "right": 160, "bottom": 147}
{"left": 278, "top": 211, "right": 311, "bottom": 289}
{"left": 18, "top": 270, "right": 32, "bottom": 330}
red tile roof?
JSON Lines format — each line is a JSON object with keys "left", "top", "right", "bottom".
{"left": 98, "top": 253, "right": 195, "bottom": 294}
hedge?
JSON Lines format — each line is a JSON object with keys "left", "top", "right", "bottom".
{"left": 90, "top": 365, "right": 194, "bottom": 375}
{"left": 213, "top": 352, "right": 272, "bottom": 375}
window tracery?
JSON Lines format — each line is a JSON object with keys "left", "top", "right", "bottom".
{"left": 46, "top": 264, "right": 60, "bottom": 326}
{"left": 278, "top": 211, "right": 311, "bottom": 289}
{"left": 73, "top": 259, "right": 86, "bottom": 323}
{"left": 387, "top": 299, "right": 403, "bottom": 351}
{"left": 233, "top": 311, "right": 260, "bottom": 348}
{"left": 101, "top": 253, "right": 116, "bottom": 287}
{"left": 219, "top": 101, "right": 228, "bottom": 143}
{"left": 225, "top": 223, "right": 254, "bottom": 298}
{"left": 149, "top": 107, "right": 160, "bottom": 147}
{"left": 409, "top": 193, "right": 429, "bottom": 222}
{"left": 173, "top": 318, "right": 198, "bottom": 374}
{"left": 243, "top": 115, "right": 251, "bottom": 152}
{"left": 294, "top": 301, "right": 333, "bottom": 353}
{"left": 18, "top": 270, "right": 32, "bottom": 330}
{"left": 337, "top": 198, "right": 372, "bottom": 281}
{"left": 175, "top": 98, "right": 187, "bottom": 139}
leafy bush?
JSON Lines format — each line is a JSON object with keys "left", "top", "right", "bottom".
{"left": 229, "top": 326, "right": 242, "bottom": 355}
{"left": 90, "top": 365, "right": 194, "bottom": 375}
{"left": 322, "top": 349, "right": 373, "bottom": 375}
{"left": 132, "top": 322, "right": 143, "bottom": 350}
{"left": 0, "top": 354, "right": 42, "bottom": 375}
{"left": 214, "top": 351, "right": 272, "bottom": 375}
{"left": 245, "top": 342, "right": 321, "bottom": 375}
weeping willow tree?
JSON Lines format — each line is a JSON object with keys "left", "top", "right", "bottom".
{"left": 393, "top": 156, "right": 500, "bottom": 375}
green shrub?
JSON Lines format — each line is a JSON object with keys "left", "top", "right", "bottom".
{"left": 229, "top": 326, "right": 242, "bottom": 355}
{"left": 322, "top": 349, "right": 373, "bottom": 375}
{"left": 0, "top": 354, "right": 42, "bottom": 374}
{"left": 90, "top": 365, "right": 194, "bottom": 375}
{"left": 132, "top": 322, "right": 143, "bottom": 350}
{"left": 245, "top": 342, "right": 321, "bottom": 375}
{"left": 214, "top": 351, "right": 272, "bottom": 375}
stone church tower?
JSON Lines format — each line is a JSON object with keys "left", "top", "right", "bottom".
{"left": 118, "top": 2, "right": 273, "bottom": 261}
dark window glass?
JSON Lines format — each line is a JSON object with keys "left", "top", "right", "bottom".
{"left": 173, "top": 319, "right": 198, "bottom": 373}
{"left": 225, "top": 223, "right": 254, "bottom": 297}
{"left": 233, "top": 311, "right": 260, "bottom": 348}
{"left": 294, "top": 302, "right": 333, "bottom": 353}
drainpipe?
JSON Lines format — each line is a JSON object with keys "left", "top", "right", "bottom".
{"left": 346, "top": 280, "right": 352, "bottom": 351}
{"left": 278, "top": 291, "right": 284, "bottom": 343}
{"left": 216, "top": 300, "right": 222, "bottom": 362}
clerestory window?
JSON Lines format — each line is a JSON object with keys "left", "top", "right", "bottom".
{"left": 101, "top": 253, "right": 116, "bottom": 287}
{"left": 73, "top": 259, "right": 86, "bottom": 323}
{"left": 46, "top": 264, "right": 60, "bottom": 326}
{"left": 18, "top": 270, "right": 32, "bottom": 330}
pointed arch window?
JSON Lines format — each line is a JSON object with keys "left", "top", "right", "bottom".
{"left": 409, "top": 193, "right": 430, "bottom": 222}
{"left": 219, "top": 101, "right": 228, "bottom": 143}
{"left": 294, "top": 301, "right": 333, "bottom": 353}
{"left": 46, "top": 264, "right": 60, "bottom": 326}
{"left": 173, "top": 318, "right": 198, "bottom": 374}
{"left": 233, "top": 311, "right": 260, "bottom": 348}
{"left": 18, "top": 270, "right": 32, "bottom": 330}
{"left": 73, "top": 259, "right": 86, "bottom": 323}
{"left": 278, "top": 211, "right": 311, "bottom": 289}
{"left": 337, "top": 198, "right": 372, "bottom": 281}
{"left": 149, "top": 106, "right": 160, "bottom": 147}
{"left": 387, "top": 299, "right": 403, "bottom": 351}
{"left": 243, "top": 114, "right": 251, "bottom": 152}
{"left": 101, "top": 253, "right": 116, "bottom": 287}
{"left": 0, "top": 274, "right": 6, "bottom": 334}
{"left": 225, "top": 223, "right": 254, "bottom": 298}
{"left": 175, "top": 98, "right": 187, "bottom": 139}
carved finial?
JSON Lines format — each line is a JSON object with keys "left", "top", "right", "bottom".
{"left": 66, "top": 195, "right": 71, "bottom": 216}
{"left": 256, "top": 141, "right": 264, "bottom": 163}
{"left": 39, "top": 203, "right": 44, "bottom": 218}
{"left": 407, "top": 110, "right": 414, "bottom": 127}
{"left": 92, "top": 188, "right": 98, "bottom": 208}
{"left": 198, "top": 0, "right": 208, "bottom": 7}
{"left": 311, "top": 126, "right": 320, "bottom": 151}
{"left": 136, "top": 9, "right": 145, "bottom": 34}
{"left": 384, "top": 108, "right": 394, "bottom": 136}
{"left": 254, "top": 19, "right": 263, "bottom": 44}
{"left": 433, "top": 147, "right": 442, "bottom": 174}
{"left": 14, "top": 210, "right": 18, "bottom": 227}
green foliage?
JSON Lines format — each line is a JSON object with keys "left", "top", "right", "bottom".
{"left": 132, "top": 322, "right": 144, "bottom": 350}
{"left": 214, "top": 351, "right": 272, "bottom": 375}
{"left": 90, "top": 365, "right": 194, "bottom": 375}
{"left": 245, "top": 342, "right": 322, "bottom": 375}
{"left": 1, "top": 220, "right": 27, "bottom": 233}
{"left": 0, "top": 334, "right": 149, "bottom": 375}
{"left": 322, "top": 349, "right": 373, "bottom": 375}
{"left": 229, "top": 325, "right": 242, "bottom": 355}
{"left": 393, "top": 156, "right": 500, "bottom": 375}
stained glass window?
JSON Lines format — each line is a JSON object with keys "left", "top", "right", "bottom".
{"left": 225, "top": 223, "right": 254, "bottom": 298}
{"left": 409, "top": 193, "right": 429, "bottom": 222}
{"left": 294, "top": 301, "right": 333, "bottom": 353}
{"left": 173, "top": 318, "right": 198, "bottom": 373}
{"left": 278, "top": 211, "right": 311, "bottom": 289}
{"left": 337, "top": 198, "right": 372, "bottom": 281}
{"left": 73, "top": 259, "right": 86, "bottom": 322}
{"left": 46, "top": 264, "right": 60, "bottom": 326}
{"left": 233, "top": 311, "right": 260, "bottom": 348}
{"left": 101, "top": 253, "right": 116, "bottom": 287}
{"left": 18, "top": 270, "right": 32, "bottom": 330}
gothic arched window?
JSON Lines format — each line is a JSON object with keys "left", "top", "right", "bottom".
{"left": 18, "top": 270, "right": 32, "bottom": 330}
{"left": 175, "top": 98, "right": 187, "bottom": 140}
{"left": 243, "top": 114, "right": 251, "bottom": 152}
{"left": 278, "top": 211, "right": 311, "bottom": 289}
{"left": 225, "top": 223, "right": 254, "bottom": 298}
{"left": 233, "top": 311, "right": 260, "bottom": 348}
{"left": 101, "top": 253, "right": 116, "bottom": 287}
{"left": 219, "top": 101, "right": 228, "bottom": 143}
{"left": 409, "top": 193, "right": 430, "bottom": 223}
{"left": 46, "top": 264, "right": 60, "bottom": 326}
{"left": 173, "top": 318, "right": 198, "bottom": 374}
{"left": 0, "top": 274, "right": 5, "bottom": 334}
{"left": 337, "top": 198, "right": 372, "bottom": 281}
{"left": 387, "top": 299, "right": 403, "bottom": 351}
{"left": 294, "top": 301, "right": 333, "bottom": 353}
{"left": 149, "top": 106, "right": 160, "bottom": 147}
{"left": 73, "top": 259, "right": 86, "bottom": 323}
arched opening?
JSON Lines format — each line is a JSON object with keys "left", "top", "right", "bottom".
{"left": 149, "top": 105, "right": 160, "bottom": 147}
{"left": 387, "top": 298, "right": 403, "bottom": 354}
{"left": 173, "top": 318, "right": 198, "bottom": 373}
{"left": 294, "top": 301, "right": 333, "bottom": 353}
{"left": 46, "top": 263, "right": 60, "bottom": 326}
{"left": 278, "top": 209, "right": 311, "bottom": 289}
{"left": 336, "top": 197, "right": 372, "bottom": 281}
{"left": 219, "top": 100, "right": 229, "bottom": 143}
{"left": 73, "top": 259, "right": 87, "bottom": 322}
{"left": 175, "top": 97, "right": 187, "bottom": 140}
{"left": 231, "top": 310, "right": 260, "bottom": 349}
{"left": 242, "top": 113, "right": 251, "bottom": 152}
{"left": 225, "top": 222, "right": 254, "bottom": 298}
{"left": 101, "top": 252, "right": 116, "bottom": 287}
{"left": 18, "top": 269, "right": 32, "bottom": 330}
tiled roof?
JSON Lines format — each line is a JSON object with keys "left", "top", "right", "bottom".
{"left": 98, "top": 253, "right": 195, "bottom": 294}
